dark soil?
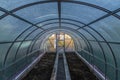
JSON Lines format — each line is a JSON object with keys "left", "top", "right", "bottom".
{"left": 65, "top": 52, "right": 99, "bottom": 80}
{"left": 22, "top": 52, "right": 56, "bottom": 80}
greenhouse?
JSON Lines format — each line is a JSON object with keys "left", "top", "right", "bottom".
{"left": 0, "top": 0, "right": 120, "bottom": 80}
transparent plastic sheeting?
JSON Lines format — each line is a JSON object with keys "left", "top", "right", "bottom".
{"left": 0, "top": 0, "right": 120, "bottom": 80}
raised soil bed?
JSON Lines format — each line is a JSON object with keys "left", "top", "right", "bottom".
{"left": 65, "top": 52, "right": 99, "bottom": 80}
{"left": 22, "top": 52, "right": 56, "bottom": 80}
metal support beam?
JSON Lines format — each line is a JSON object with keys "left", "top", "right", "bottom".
{"left": 57, "top": 0, "right": 61, "bottom": 29}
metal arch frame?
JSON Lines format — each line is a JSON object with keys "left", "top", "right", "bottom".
{"left": 27, "top": 29, "right": 49, "bottom": 54}
{"left": 28, "top": 19, "right": 115, "bottom": 79}
{"left": 0, "top": 0, "right": 120, "bottom": 25}
{"left": 30, "top": 26, "right": 94, "bottom": 69}
{"left": 35, "top": 18, "right": 120, "bottom": 44}
{"left": 35, "top": 30, "right": 78, "bottom": 52}
{"left": 0, "top": 17, "right": 117, "bottom": 43}
{"left": 39, "top": 21, "right": 94, "bottom": 53}
{"left": 13, "top": 28, "right": 40, "bottom": 61}
{"left": 34, "top": 17, "right": 118, "bottom": 73}
{"left": 0, "top": 0, "right": 120, "bottom": 33}
{"left": 37, "top": 29, "right": 82, "bottom": 51}
{"left": 0, "top": 7, "right": 45, "bottom": 30}
{"left": 3, "top": 21, "right": 58, "bottom": 67}
{"left": 0, "top": 39, "right": 33, "bottom": 44}
{"left": 20, "top": 20, "right": 88, "bottom": 53}
{"left": 58, "top": 18, "right": 118, "bottom": 80}
{"left": 0, "top": 0, "right": 118, "bottom": 79}
{"left": 82, "top": 28, "right": 107, "bottom": 78}
{"left": 86, "top": 26, "right": 118, "bottom": 80}
{"left": 0, "top": 0, "right": 119, "bottom": 50}
{"left": 45, "top": 21, "right": 107, "bottom": 66}
{"left": 4, "top": 18, "right": 93, "bottom": 64}
{"left": 62, "top": 1, "right": 120, "bottom": 27}
{"left": 63, "top": 19, "right": 118, "bottom": 80}
{"left": 29, "top": 26, "right": 91, "bottom": 53}
{"left": 77, "top": 7, "right": 120, "bottom": 30}
{"left": 60, "top": 19, "right": 117, "bottom": 80}
{"left": 2, "top": 18, "right": 82, "bottom": 67}
{"left": 0, "top": 0, "right": 119, "bottom": 44}
{"left": 3, "top": 26, "right": 37, "bottom": 66}
{"left": 87, "top": 40, "right": 120, "bottom": 44}
{"left": 2, "top": 17, "right": 117, "bottom": 76}
{"left": 3, "top": 27, "right": 38, "bottom": 66}
{"left": 39, "top": 21, "right": 80, "bottom": 29}
{"left": 31, "top": 30, "right": 82, "bottom": 51}
{"left": 37, "top": 21, "right": 106, "bottom": 57}
{"left": 0, "top": 1, "right": 56, "bottom": 19}
{"left": 34, "top": 26, "right": 93, "bottom": 56}
{"left": 26, "top": 25, "right": 92, "bottom": 53}
{"left": 3, "top": 21, "right": 90, "bottom": 67}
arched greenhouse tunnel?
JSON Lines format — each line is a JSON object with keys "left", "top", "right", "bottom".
{"left": 0, "top": 0, "right": 120, "bottom": 80}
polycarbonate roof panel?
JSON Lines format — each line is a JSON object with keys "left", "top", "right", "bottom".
{"left": 90, "top": 16, "right": 120, "bottom": 42}
{"left": 61, "top": 2, "right": 106, "bottom": 24}
{"left": 0, "top": 16, "right": 31, "bottom": 42}
{"left": 117, "top": 12, "right": 120, "bottom": 16}
{"left": 61, "top": 23, "right": 79, "bottom": 29}
{"left": 61, "top": 19, "right": 84, "bottom": 27}
{"left": 89, "top": 42, "right": 105, "bottom": 60}
{"left": 5, "top": 42, "right": 21, "bottom": 66}
{"left": 0, "top": 43, "right": 11, "bottom": 70}
{"left": 17, "top": 27, "right": 37, "bottom": 41}
{"left": 25, "top": 29, "right": 42, "bottom": 40}
{"left": 100, "top": 43, "right": 115, "bottom": 65}
{"left": 16, "top": 41, "right": 31, "bottom": 60}
{"left": 0, "top": 0, "right": 45, "bottom": 10}
{"left": 40, "top": 23, "right": 59, "bottom": 29}
{"left": 75, "top": 0, "right": 120, "bottom": 10}
{"left": 110, "top": 44, "right": 120, "bottom": 68}
{"left": 84, "top": 27, "right": 104, "bottom": 41}
{"left": 0, "top": 11, "right": 4, "bottom": 16}
{"left": 38, "top": 19, "right": 59, "bottom": 26}
{"left": 78, "top": 29, "right": 95, "bottom": 40}
{"left": 36, "top": 20, "right": 59, "bottom": 28}
{"left": 15, "top": 3, "right": 58, "bottom": 23}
